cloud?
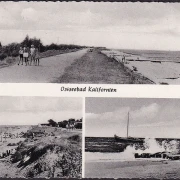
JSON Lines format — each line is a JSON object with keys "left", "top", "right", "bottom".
{"left": 131, "top": 103, "right": 160, "bottom": 124}
{"left": 86, "top": 98, "right": 180, "bottom": 138}
{"left": 0, "top": 110, "right": 82, "bottom": 125}
{"left": 0, "top": 2, "right": 179, "bottom": 31}
{"left": 1, "top": 2, "right": 180, "bottom": 50}
{"left": 86, "top": 103, "right": 161, "bottom": 137}
{"left": 87, "top": 103, "right": 160, "bottom": 126}
{"left": 21, "top": 8, "right": 38, "bottom": 22}
{"left": 0, "top": 7, "right": 16, "bottom": 27}
{"left": 0, "top": 97, "right": 82, "bottom": 125}
{"left": 86, "top": 106, "right": 130, "bottom": 125}
{"left": 0, "top": 97, "right": 82, "bottom": 113}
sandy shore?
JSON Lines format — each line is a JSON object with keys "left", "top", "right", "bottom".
{"left": 102, "top": 49, "right": 180, "bottom": 84}
{"left": 0, "top": 126, "right": 30, "bottom": 153}
{"left": 0, "top": 126, "right": 82, "bottom": 178}
{"left": 85, "top": 160, "right": 180, "bottom": 179}
{"left": 85, "top": 152, "right": 180, "bottom": 178}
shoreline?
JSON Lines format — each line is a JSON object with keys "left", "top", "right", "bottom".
{"left": 85, "top": 156, "right": 180, "bottom": 178}
{"left": 102, "top": 49, "right": 180, "bottom": 84}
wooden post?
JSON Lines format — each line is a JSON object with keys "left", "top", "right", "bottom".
{"left": 127, "top": 112, "right": 129, "bottom": 138}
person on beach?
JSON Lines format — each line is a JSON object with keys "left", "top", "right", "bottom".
{"left": 30, "top": 45, "right": 36, "bottom": 65}
{"left": 122, "top": 55, "right": 127, "bottom": 64}
{"left": 122, "top": 55, "right": 125, "bottom": 63}
{"left": 35, "top": 48, "right": 40, "bottom": 66}
{"left": 18, "top": 47, "right": 24, "bottom": 65}
{"left": 23, "top": 47, "right": 29, "bottom": 66}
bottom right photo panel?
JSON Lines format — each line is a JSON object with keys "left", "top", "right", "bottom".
{"left": 85, "top": 97, "right": 180, "bottom": 179}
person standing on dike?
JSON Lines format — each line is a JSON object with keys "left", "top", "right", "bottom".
{"left": 35, "top": 48, "right": 40, "bottom": 66}
{"left": 30, "top": 45, "right": 36, "bottom": 65}
{"left": 23, "top": 47, "right": 29, "bottom": 66}
{"left": 18, "top": 47, "right": 24, "bottom": 65}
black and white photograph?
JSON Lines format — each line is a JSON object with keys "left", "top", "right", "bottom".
{"left": 1, "top": 2, "right": 180, "bottom": 84}
{"left": 85, "top": 97, "right": 180, "bottom": 178}
{"left": 0, "top": 96, "right": 82, "bottom": 178}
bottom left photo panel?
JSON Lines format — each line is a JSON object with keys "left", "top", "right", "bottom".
{"left": 0, "top": 96, "right": 83, "bottom": 178}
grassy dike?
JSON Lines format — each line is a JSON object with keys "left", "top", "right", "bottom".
{"left": 56, "top": 48, "right": 154, "bottom": 84}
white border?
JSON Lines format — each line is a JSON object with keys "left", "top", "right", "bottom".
{"left": 0, "top": 83, "right": 180, "bottom": 99}
{"left": 82, "top": 96, "right": 85, "bottom": 178}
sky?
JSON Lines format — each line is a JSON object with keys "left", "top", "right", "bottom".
{"left": 86, "top": 98, "right": 180, "bottom": 138}
{"left": 0, "top": 97, "right": 82, "bottom": 125}
{"left": 1, "top": 2, "right": 180, "bottom": 50}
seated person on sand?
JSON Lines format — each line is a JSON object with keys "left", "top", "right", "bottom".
{"left": 18, "top": 47, "right": 24, "bottom": 65}
{"left": 30, "top": 45, "right": 36, "bottom": 66}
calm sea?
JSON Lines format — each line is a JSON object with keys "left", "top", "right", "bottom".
{"left": 118, "top": 49, "right": 180, "bottom": 62}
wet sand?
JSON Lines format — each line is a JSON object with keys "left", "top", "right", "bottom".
{"left": 85, "top": 151, "right": 180, "bottom": 179}
{"left": 85, "top": 160, "right": 180, "bottom": 179}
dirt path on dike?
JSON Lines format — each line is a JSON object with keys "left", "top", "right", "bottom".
{"left": 57, "top": 49, "right": 154, "bottom": 84}
{"left": 0, "top": 49, "right": 87, "bottom": 83}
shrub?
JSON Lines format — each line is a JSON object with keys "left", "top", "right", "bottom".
{"left": 11, "top": 151, "right": 22, "bottom": 163}
{"left": 7, "top": 143, "right": 18, "bottom": 146}
{"left": 5, "top": 57, "right": 16, "bottom": 64}
{"left": 0, "top": 53, "right": 7, "bottom": 60}
{"left": 58, "top": 147, "right": 82, "bottom": 178}
{"left": 74, "top": 123, "right": 82, "bottom": 129}
{"left": 68, "top": 135, "right": 81, "bottom": 142}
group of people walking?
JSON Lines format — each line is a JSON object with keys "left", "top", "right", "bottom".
{"left": 18, "top": 45, "right": 40, "bottom": 66}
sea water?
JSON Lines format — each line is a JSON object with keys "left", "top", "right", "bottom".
{"left": 85, "top": 138, "right": 180, "bottom": 162}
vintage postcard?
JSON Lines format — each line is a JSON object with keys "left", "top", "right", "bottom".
{"left": 0, "top": 96, "right": 82, "bottom": 178}
{"left": 0, "top": 2, "right": 179, "bottom": 84}
{"left": 1, "top": 1, "right": 180, "bottom": 180}
{"left": 85, "top": 97, "right": 180, "bottom": 178}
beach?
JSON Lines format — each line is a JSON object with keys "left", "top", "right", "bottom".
{"left": 85, "top": 152, "right": 180, "bottom": 179}
{"left": 0, "top": 125, "right": 82, "bottom": 178}
{"left": 0, "top": 126, "right": 30, "bottom": 154}
{"left": 102, "top": 49, "right": 180, "bottom": 84}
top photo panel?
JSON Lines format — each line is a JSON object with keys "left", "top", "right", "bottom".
{"left": 0, "top": 2, "right": 179, "bottom": 84}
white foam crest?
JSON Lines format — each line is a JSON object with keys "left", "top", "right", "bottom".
{"left": 121, "top": 138, "right": 180, "bottom": 158}
{"left": 161, "top": 140, "right": 180, "bottom": 154}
